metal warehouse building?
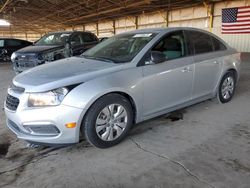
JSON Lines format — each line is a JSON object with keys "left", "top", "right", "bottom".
{"left": 0, "top": 0, "right": 249, "bottom": 52}
{"left": 0, "top": 1, "right": 250, "bottom": 188}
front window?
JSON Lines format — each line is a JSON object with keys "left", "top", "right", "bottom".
{"left": 152, "top": 31, "right": 187, "bottom": 60}
{"left": 35, "top": 33, "right": 71, "bottom": 46}
{"left": 83, "top": 33, "right": 156, "bottom": 63}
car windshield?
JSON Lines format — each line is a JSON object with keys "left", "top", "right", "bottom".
{"left": 82, "top": 33, "right": 156, "bottom": 63}
{"left": 35, "top": 33, "right": 71, "bottom": 45}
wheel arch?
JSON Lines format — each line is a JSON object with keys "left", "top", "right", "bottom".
{"left": 111, "top": 91, "right": 137, "bottom": 124}
{"left": 226, "top": 68, "right": 238, "bottom": 81}
{"left": 79, "top": 91, "right": 138, "bottom": 134}
{"left": 217, "top": 69, "right": 237, "bottom": 103}
{"left": 213, "top": 68, "right": 238, "bottom": 97}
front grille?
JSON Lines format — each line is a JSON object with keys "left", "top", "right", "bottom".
{"left": 16, "top": 60, "right": 37, "bottom": 68}
{"left": 5, "top": 94, "right": 20, "bottom": 111}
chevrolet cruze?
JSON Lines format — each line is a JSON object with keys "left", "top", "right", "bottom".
{"left": 4, "top": 28, "right": 241, "bottom": 148}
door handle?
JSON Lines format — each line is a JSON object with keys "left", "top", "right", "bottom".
{"left": 181, "top": 67, "right": 192, "bottom": 73}
{"left": 213, "top": 61, "right": 219, "bottom": 64}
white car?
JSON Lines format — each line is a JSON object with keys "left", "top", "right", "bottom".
{"left": 5, "top": 28, "right": 241, "bottom": 148}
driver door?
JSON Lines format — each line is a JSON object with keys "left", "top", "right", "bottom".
{"left": 142, "top": 31, "right": 194, "bottom": 118}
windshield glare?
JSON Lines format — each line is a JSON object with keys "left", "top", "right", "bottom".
{"left": 83, "top": 33, "right": 156, "bottom": 63}
{"left": 35, "top": 33, "right": 70, "bottom": 45}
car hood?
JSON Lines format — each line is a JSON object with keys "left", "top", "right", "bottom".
{"left": 16, "top": 45, "right": 63, "bottom": 53}
{"left": 13, "top": 57, "right": 127, "bottom": 92}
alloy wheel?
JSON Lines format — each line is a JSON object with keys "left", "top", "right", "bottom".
{"left": 95, "top": 104, "right": 128, "bottom": 141}
{"left": 221, "top": 76, "right": 235, "bottom": 100}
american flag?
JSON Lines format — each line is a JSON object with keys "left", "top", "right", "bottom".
{"left": 222, "top": 6, "right": 250, "bottom": 34}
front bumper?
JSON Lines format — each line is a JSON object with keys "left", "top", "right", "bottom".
{"left": 12, "top": 54, "right": 44, "bottom": 73}
{"left": 13, "top": 60, "right": 42, "bottom": 73}
{"left": 5, "top": 104, "right": 86, "bottom": 145}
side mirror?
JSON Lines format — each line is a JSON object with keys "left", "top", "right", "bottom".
{"left": 146, "top": 51, "right": 166, "bottom": 65}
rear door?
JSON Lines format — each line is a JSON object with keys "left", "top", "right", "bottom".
{"left": 186, "top": 31, "right": 223, "bottom": 99}
{"left": 142, "top": 31, "right": 194, "bottom": 118}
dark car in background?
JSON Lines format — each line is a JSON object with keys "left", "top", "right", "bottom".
{"left": 0, "top": 38, "right": 32, "bottom": 63}
{"left": 11, "top": 31, "right": 99, "bottom": 73}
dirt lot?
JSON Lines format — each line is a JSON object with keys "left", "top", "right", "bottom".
{"left": 0, "top": 59, "right": 250, "bottom": 188}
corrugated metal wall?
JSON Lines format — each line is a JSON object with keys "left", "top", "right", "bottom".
{"left": 0, "top": 30, "right": 42, "bottom": 42}
{"left": 0, "top": 0, "right": 249, "bottom": 52}
{"left": 212, "top": 28, "right": 250, "bottom": 52}
{"left": 71, "top": 0, "right": 250, "bottom": 52}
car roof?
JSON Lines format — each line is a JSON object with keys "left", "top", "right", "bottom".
{"left": 47, "top": 30, "right": 94, "bottom": 35}
{"left": 123, "top": 27, "right": 212, "bottom": 34}
{"left": 0, "top": 38, "right": 31, "bottom": 42}
{"left": 118, "top": 27, "right": 230, "bottom": 49}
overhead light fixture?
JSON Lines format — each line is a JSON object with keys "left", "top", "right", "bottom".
{"left": 0, "top": 19, "right": 10, "bottom": 26}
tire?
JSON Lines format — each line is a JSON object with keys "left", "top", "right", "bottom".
{"left": 218, "top": 71, "right": 236, "bottom": 103}
{"left": 82, "top": 94, "right": 133, "bottom": 148}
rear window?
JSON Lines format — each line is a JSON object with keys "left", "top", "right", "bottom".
{"left": 187, "top": 31, "right": 214, "bottom": 55}
{"left": 82, "top": 33, "right": 97, "bottom": 42}
{"left": 6, "top": 39, "right": 22, "bottom": 46}
{"left": 212, "top": 37, "right": 227, "bottom": 51}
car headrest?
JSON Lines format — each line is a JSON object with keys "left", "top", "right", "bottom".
{"left": 163, "top": 38, "right": 181, "bottom": 51}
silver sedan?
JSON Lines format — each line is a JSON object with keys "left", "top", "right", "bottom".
{"left": 4, "top": 28, "right": 241, "bottom": 148}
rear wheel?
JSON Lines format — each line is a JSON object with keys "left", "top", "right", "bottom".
{"left": 82, "top": 94, "right": 133, "bottom": 148}
{"left": 218, "top": 71, "right": 236, "bottom": 103}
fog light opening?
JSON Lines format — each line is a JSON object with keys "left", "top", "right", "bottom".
{"left": 65, "top": 122, "right": 77, "bottom": 128}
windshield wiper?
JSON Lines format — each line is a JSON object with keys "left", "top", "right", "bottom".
{"left": 82, "top": 55, "right": 116, "bottom": 63}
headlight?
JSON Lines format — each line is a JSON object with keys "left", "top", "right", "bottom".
{"left": 28, "top": 87, "right": 68, "bottom": 107}
{"left": 11, "top": 52, "right": 17, "bottom": 62}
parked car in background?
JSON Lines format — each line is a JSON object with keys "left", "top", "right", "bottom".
{"left": 0, "top": 38, "right": 32, "bottom": 63}
{"left": 5, "top": 28, "right": 241, "bottom": 148}
{"left": 11, "top": 31, "right": 99, "bottom": 73}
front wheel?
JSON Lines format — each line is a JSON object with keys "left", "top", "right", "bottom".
{"left": 218, "top": 71, "right": 236, "bottom": 103}
{"left": 82, "top": 94, "right": 133, "bottom": 148}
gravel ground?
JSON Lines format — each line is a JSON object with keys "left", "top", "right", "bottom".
{"left": 0, "top": 59, "right": 249, "bottom": 188}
